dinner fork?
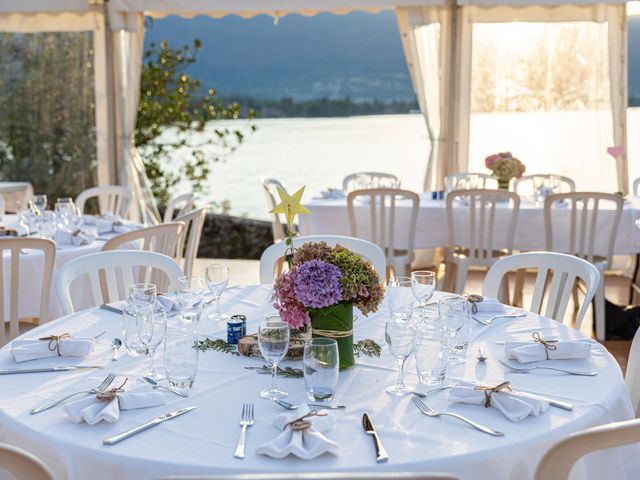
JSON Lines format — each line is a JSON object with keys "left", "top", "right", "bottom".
{"left": 498, "top": 359, "right": 597, "bottom": 376}
{"left": 411, "top": 395, "right": 504, "bottom": 437}
{"left": 472, "top": 311, "right": 527, "bottom": 326}
{"left": 233, "top": 403, "right": 254, "bottom": 459}
{"left": 31, "top": 373, "right": 117, "bottom": 414}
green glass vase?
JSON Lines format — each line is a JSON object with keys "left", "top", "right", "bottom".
{"left": 309, "top": 302, "right": 354, "bottom": 370}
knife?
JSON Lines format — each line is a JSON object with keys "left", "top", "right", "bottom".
{"left": 362, "top": 412, "right": 389, "bottom": 463}
{"left": 103, "top": 406, "right": 197, "bottom": 445}
{"left": 511, "top": 390, "right": 573, "bottom": 411}
{"left": 0, "top": 366, "right": 103, "bottom": 375}
{"left": 100, "top": 304, "right": 124, "bottom": 315}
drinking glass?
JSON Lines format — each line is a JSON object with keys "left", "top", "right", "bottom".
{"left": 137, "top": 307, "right": 167, "bottom": 380}
{"left": 303, "top": 338, "right": 339, "bottom": 402}
{"left": 411, "top": 271, "right": 436, "bottom": 321}
{"left": 438, "top": 296, "right": 470, "bottom": 365}
{"left": 129, "top": 283, "right": 157, "bottom": 311}
{"left": 257, "top": 316, "right": 290, "bottom": 400}
{"left": 122, "top": 305, "right": 147, "bottom": 356}
{"left": 55, "top": 197, "right": 75, "bottom": 228}
{"left": 39, "top": 211, "right": 56, "bottom": 240}
{"left": 385, "top": 318, "right": 416, "bottom": 395}
{"left": 164, "top": 329, "right": 198, "bottom": 390}
{"left": 33, "top": 195, "right": 47, "bottom": 214}
{"left": 17, "top": 202, "right": 33, "bottom": 235}
{"left": 414, "top": 322, "right": 448, "bottom": 386}
{"left": 177, "top": 276, "right": 205, "bottom": 323}
{"left": 387, "top": 277, "right": 414, "bottom": 321}
{"left": 205, "top": 263, "right": 230, "bottom": 321}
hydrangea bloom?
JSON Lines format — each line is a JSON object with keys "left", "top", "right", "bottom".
{"left": 273, "top": 269, "right": 310, "bottom": 328}
{"left": 293, "top": 259, "right": 342, "bottom": 309}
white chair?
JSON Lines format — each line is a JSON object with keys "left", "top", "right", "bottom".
{"left": 343, "top": 172, "right": 400, "bottom": 191}
{"left": 633, "top": 177, "right": 640, "bottom": 196}
{"left": 164, "top": 193, "right": 195, "bottom": 223}
{"left": 0, "top": 193, "right": 4, "bottom": 216}
{"left": 75, "top": 185, "right": 133, "bottom": 217}
{"left": 0, "top": 443, "right": 56, "bottom": 480}
{"left": 347, "top": 188, "right": 418, "bottom": 278}
{"left": 483, "top": 252, "right": 600, "bottom": 328}
{"left": 0, "top": 238, "right": 56, "bottom": 346}
{"left": 259, "top": 234, "right": 386, "bottom": 284}
{"left": 534, "top": 418, "right": 640, "bottom": 480}
{"left": 261, "top": 177, "right": 288, "bottom": 243}
{"left": 544, "top": 192, "right": 623, "bottom": 340}
{"left": 513, "top": 174, "right": 576, "bottom": 197}
{"left": 444, "top": 188, "right": 520, "bottom": 293}
{"left": 174, "top": 208, "right": 206, "bottom": 277}
{"left": 161, "top": 473, "right": 457, "bottom": 480}
{"left": 445, "top": 172, "right": 496, "bottom": 190}
{"left": 102, "top": 222, "right": 185, "bottom": 258}
{"left": 55, "top": 250, "right": 184, "bottom": 315}
{"left": 626, "top": 326, "right": 640, "bottom": 417}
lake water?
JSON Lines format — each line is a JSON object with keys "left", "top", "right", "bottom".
{"left": 163, "top": 110, "right": 640, "bottom": 221}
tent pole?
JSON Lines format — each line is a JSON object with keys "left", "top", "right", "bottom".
{"left": 103, "top": 0, "right": 119, "bottom": 185}
{"left": 446, "top": 0, "right": 458, "bottom": 177}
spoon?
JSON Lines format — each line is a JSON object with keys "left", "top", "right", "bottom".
{"left": 274, "top": 399, "right": 298, "bottom": 410}
{"left": 111, "top": 338, "right": 122, "bottom": 361}
{"left": 477, "top": 346, "right": 488, "bottom": 362}
{"left": 141, "top": 376, "right": 189, "bottom": 397}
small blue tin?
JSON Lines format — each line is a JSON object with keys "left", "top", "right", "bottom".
{"left": 227, "top": 314, "right": 247, "bottom": 345}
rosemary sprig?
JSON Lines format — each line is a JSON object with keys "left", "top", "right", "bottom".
{"left": 353, "top": 339, "right": 382, "bottom": 358}
{"left": 245, "top": 365, "right": 304, "bottom": 378}
{"left": 197, "top": 338, "right": 239, "bottom": 356}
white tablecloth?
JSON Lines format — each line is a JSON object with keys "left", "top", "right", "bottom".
{"left": 299, "top": 194, "right": 640, "bottom": 255}
{"left": 0, "top": 285, "right": 636, "bottom": 480}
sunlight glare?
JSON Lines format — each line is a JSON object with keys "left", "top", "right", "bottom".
{"left": 628, "top": 1, "right": 640, "bottom": 16}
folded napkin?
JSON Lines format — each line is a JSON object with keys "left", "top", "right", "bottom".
{"left": 471, "top": 297, "right": 505, "bottom": 314}
{"left": 255, "top": 406, "right": 339, "bottom": 459}
{"left": 320, "top": 189, "right": 346, "bottom": 200}
{"left": 10, "top": 335, "right": 95, "bottom": 363}
{"left": 505, "top": 332, "right": 591, "bottom": 363}
{"left": 156, "top": 294, "right": 179, "bottom": 312}
{"left": 449, "top": 382, "right": 549, "bottom": 422}
{"left": 54, "top": 228, "right": 95, "bottom": 246}
{"left": 83, "top": 213, "right": 119, "bottom": 226}
{"left": 64, "top": 384, "right": 165, "bottom": 425}
{"left": 96, "top": 218, "right": 139, "bottom": 235}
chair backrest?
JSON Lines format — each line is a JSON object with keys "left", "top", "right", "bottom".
{"left": 483, "top": 251, "right": 600, "bottom": 328}
{"left": 0, "top": 194, "right": 4, "bottom": 216}
{"left": 160, "top": 472, "right": 457, "bottom": 480}
{"left": 445, "top": 172, "right": 497, "bottom": 190}
{"left": 626, "top": 326, "right": 640, "bottom": 417}
{"left": 0, "top": 238, "right": 55, "bottom": 346}
{"left": 633, "top": 177, "right": 640, "bottom": 196}
{"left": 534, "top": 418, "right": 640, "bottom": 480}
{"left": 164, "top": 193, "right": 195, "bottom": 223}
{"left": 0, "top": 443, "right": 56, "bottom": 480}
{"left": 446, "top": 189, "right": 520, "bottom": 260}
{"left": 55, "top": 250, "right": 184, "bottom": 315}
{"left": 513, "top": 174, "right": 576, "bottom": 197}
{"left": 343, "top": 172, "right": 400, "bottom": 191}
{"left": 544, "top": 192, "right": 623, "bottom": 267}
{"left": 174, "top": 208, "right": 206, "bottom": 277}
{"left": 261, "top": 177, "right": 287, "bottom": 243}
{"left": 76, "top": 185, "right": 133, "bottom": 218}
{"left": 259, "top": 234, "right": 387, "bottom": 284}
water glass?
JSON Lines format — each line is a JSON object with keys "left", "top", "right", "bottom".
{"left": 385, "top": 318, "right": 416, "bottom": 395}
{"left": 303, "top": 338, "right": 339, "bottom": 402}
{"left": 39, "top": 211, "right": 56, "bottom": 239}
{"left": 439, "top": 296, "right": 470, "bottom": 365}
{"left": 164, "top": 329, "right": 198, "bottom": 390}
{"left": 55, "top": 197, "right": 76, "bottom": 228}
{"left": 411, "top": 271, "right": 436, "bottom": 320}
{"left": 122, "top": 305, "right": 147, "bottom": 356}
{"left": 129, "top": 283, "right": 157, "bottom": 311}
{"left": 33, "top": 195, "right": 47, "bottom": 214}
{"left": 414, "top": 323, "right": 448, "bottom": 386}
{"left": 205, "top": 263, "right": 230, "bottom": 321}
{"left": 257, "top": 315, "right": 290, "bottom": 400}
{"left": 387, "top": 277, "right": 414, "bottom": 321}
{"left": 177, "top": 276, "right": 205, "bottom": 323}
{"left": 137, "top": 307, "right": 167, "bottom": 380}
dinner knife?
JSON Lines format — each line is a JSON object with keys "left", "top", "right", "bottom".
{"left": 103, "top": 406, "right": 197, "bottom": 445}
{"left": 0, "top": 366, "right": 103, "bottom": 375}
{"left": 100, "top": 304, "right": 124, "bottom": 315}
{"left": 362, "top": 412, "right": 389, "bottom": 463}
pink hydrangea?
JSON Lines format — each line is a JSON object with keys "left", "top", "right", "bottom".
{"left": 273, "top": 268, "right": 310, "bottom": 328}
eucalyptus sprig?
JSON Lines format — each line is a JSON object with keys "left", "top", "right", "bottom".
{"left": 353, "top": 339, "right": 382, "bottom": 358}
{"left": 245, "top": 365, "right": 304, "bottom": 378}
{"left": 197, "top": 338, "right": 239, "bottom": 356}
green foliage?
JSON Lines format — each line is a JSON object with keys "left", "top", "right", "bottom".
{"left": 245, "top": 365, "right": 304, "bottom": 378}
{"left": 197, "top": 338, "right": 239, "bottom": 355}
{"left": 353, "top": 339, "right": 382, "bottom": 358}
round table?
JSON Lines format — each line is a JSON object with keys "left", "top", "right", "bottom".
{"left": 0, "top": 285, "right": 637, "bottom": 479}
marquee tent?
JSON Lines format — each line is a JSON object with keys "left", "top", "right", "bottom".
{"left": 0, "top": 0, "right": 630, "bottom": 220}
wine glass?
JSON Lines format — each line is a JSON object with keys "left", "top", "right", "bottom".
{"left": 438, "top": 296, "right": 470, "bottom": 365}
{"left": 136, "top": 306, "right": 167, "bottom": 380}
{"left": 17, "top": 202, "right": 33, "bottom": 235}
{"left": 33, "top": 195, "right": 47, "bottom": 214}
{"left": 177, "top": 276, "right": 205, "bottom": 323}
{"left": 387, "top": 277, "right": 414, "bottom": 321}
{"left": 205, "top": 263, "right": 230, "bottom": 321}
{"left": 411, "top": 271, "right": 436, "bottom": 322}
{"left": 257, "top": 315, "right": 290, "bottom": 400}
{"left": 385, "top": 318, "right": 416, "bottom": 395}
{"left": 129, "top": 283, "right": 157, "bottom": 311}
{"left": 55, "top": 197, "right": 75, "bottom": 228}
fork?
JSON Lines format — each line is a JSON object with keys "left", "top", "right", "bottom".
{"left": 472, "top": 311, "right": 527, "bottom": 325}
{"left": 498, "top": 359, "right": 597, "bottom": 376}
{"left": 411, "top": 395, "right": 504, "bottom": 437}
{"left": 233, "top": 403, "right": 254, "bottom": 459}
{"left": 31, "top": 373, "right": 117, "bottom": 414}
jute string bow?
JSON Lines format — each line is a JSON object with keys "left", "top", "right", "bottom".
{"left": 311, "top": 328, "right": 353, "bottom": 339}
{"left": 474, "top": 381, "right": 512, "bottom": 408}
{"left": 283, "top": 410, "right": 327, "bottom": 432}
{"left": 96, "top": 379, "right": 128, "bottom": 402}
{"left": 38, "top": 333, "right": 71, "bottom": 355}
{"left": 462, "top": 293, "right": 483, "bottom": 314}
{"left": 532, "top": 331, "right": 558, "bottom": 359}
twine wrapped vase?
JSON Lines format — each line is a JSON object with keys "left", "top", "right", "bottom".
{"left": 497, "top": 178, "right": 510, "bottom": 191}
{"left": 309, "top": 302, "right": 354, "bottom": 370}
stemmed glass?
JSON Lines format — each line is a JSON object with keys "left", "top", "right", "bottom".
{"left": 136, "top": 306, "right": 167, "bottom": 380}
{"left": 177, "top": 276, "right": 205, "bottom": 323}
{"left": 55, "top": 197, "right": 76, "bottom": 228}
{"left": 33, "top": 195, "right": 47, "bottom": 214}
{"left": 205, "top": 263, "right": 230, "bottom": 321}
{"left": 439, "top": 296, "right": 470, "bottom": 365}
{"left": 385, "top": 318, "right": 416, "bottom": 395}
{"left": 387, "top": 277, "right": 414, "bottom": 321}
{"left": 257, "top": 315, "right": 290, "bottom": 400}
{"left": 411, "top": 271, "right": 436, "bottom": 321}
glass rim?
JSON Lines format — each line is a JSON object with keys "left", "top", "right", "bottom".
{"left": 411, "top": 270, "right": 435, "bottom": 277}
{"left": 305, "top": 337, "right": 338, "bottom": 347}
{"left": 389, "top": 276, "right": 412, "bottom": 286}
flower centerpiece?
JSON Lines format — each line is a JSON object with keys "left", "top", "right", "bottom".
{"left": 485, "top": 152, "right": 526, "bottom": 190}
{"left": 269, "top": 186, "right": 384, "bottom": 369}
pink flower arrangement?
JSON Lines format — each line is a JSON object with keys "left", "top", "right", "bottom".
{"left": 485, "top": 152, "right": 526, "bottom": 182}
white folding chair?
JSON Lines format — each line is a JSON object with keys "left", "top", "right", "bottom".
{"left": 55, "top": 250, "right": 184, "bottom": 315}
{"left": 347, "top": 188, "right": 418, "bottom": 278}
{"left": 544, "top": 192, "right": 623, "bottom": 340}
{"left": 164, "top": 193, "right": 195, "bottom": 223}
{"left": 259, "top": 234, "right": 386, "bottom": 284}
{"left": 483, "top": 252, "right": 600, "bottom": 328}
{"left": 342, "top": 172, "right": 400, "bottom": 191}
{"left": 75, "top": 185, "right": 133, "bottom": 218}
{"left": 102, "top": 223, "right": 185, "bottom": 258}
{"left": 0, "top": 443, "right": 56, "bottom": 480}
{"left": 161, "top": 473, "right": 457, "bottom": 480}
{"left": 444, "top": 188, "right": 520, "bottom": 293}
{"left": 0, "top": 238, "right": 56, "bottom": 346}
{"left": 261, "top": 177, "right": 288, "bottom": 243}
{"left": 0, "top": 193, "right": 4, "bottom": 216}
{"left": 626, "top": 326, "right": 640, "bottom": 417}
{"left": 174, "top": 208, "right": 206, "bottom": 277}
{"left": 534, "top": 418, "right": 640, "bottom": 480}
{"left": 444, "top": 172, "right": 497, "bottom": 190}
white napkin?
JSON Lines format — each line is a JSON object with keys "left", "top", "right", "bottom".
{"left": 473, "top": 298, "right": 505, "bottom": 314}
{"left": 505, "top": 340, "right": 591, "bottom": 364}
{"left": 449, "top": 384, "right": 549, "bottom": 422}
{"left": 10, "top": 336, "right": 95, "bottom": 363}
{"left": 156, "top": 294, "right": 179, "bottom": 312}
{"left": 64, "top": 384, "right": 166, "bottom": 425}
{"left": 54, "top": 228, "right": 95, "bottom": 246}
{"left": 320, "top": 189, "right": 346, "bottom": 200}
{"left": 96, "top": 218, "right": 139, "bottom": 235}
{"left": 83, "top": 212, "right": 119, "bottom": 226}
{"left": 255, "top": 406, "right": 339, "bottom": 459}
